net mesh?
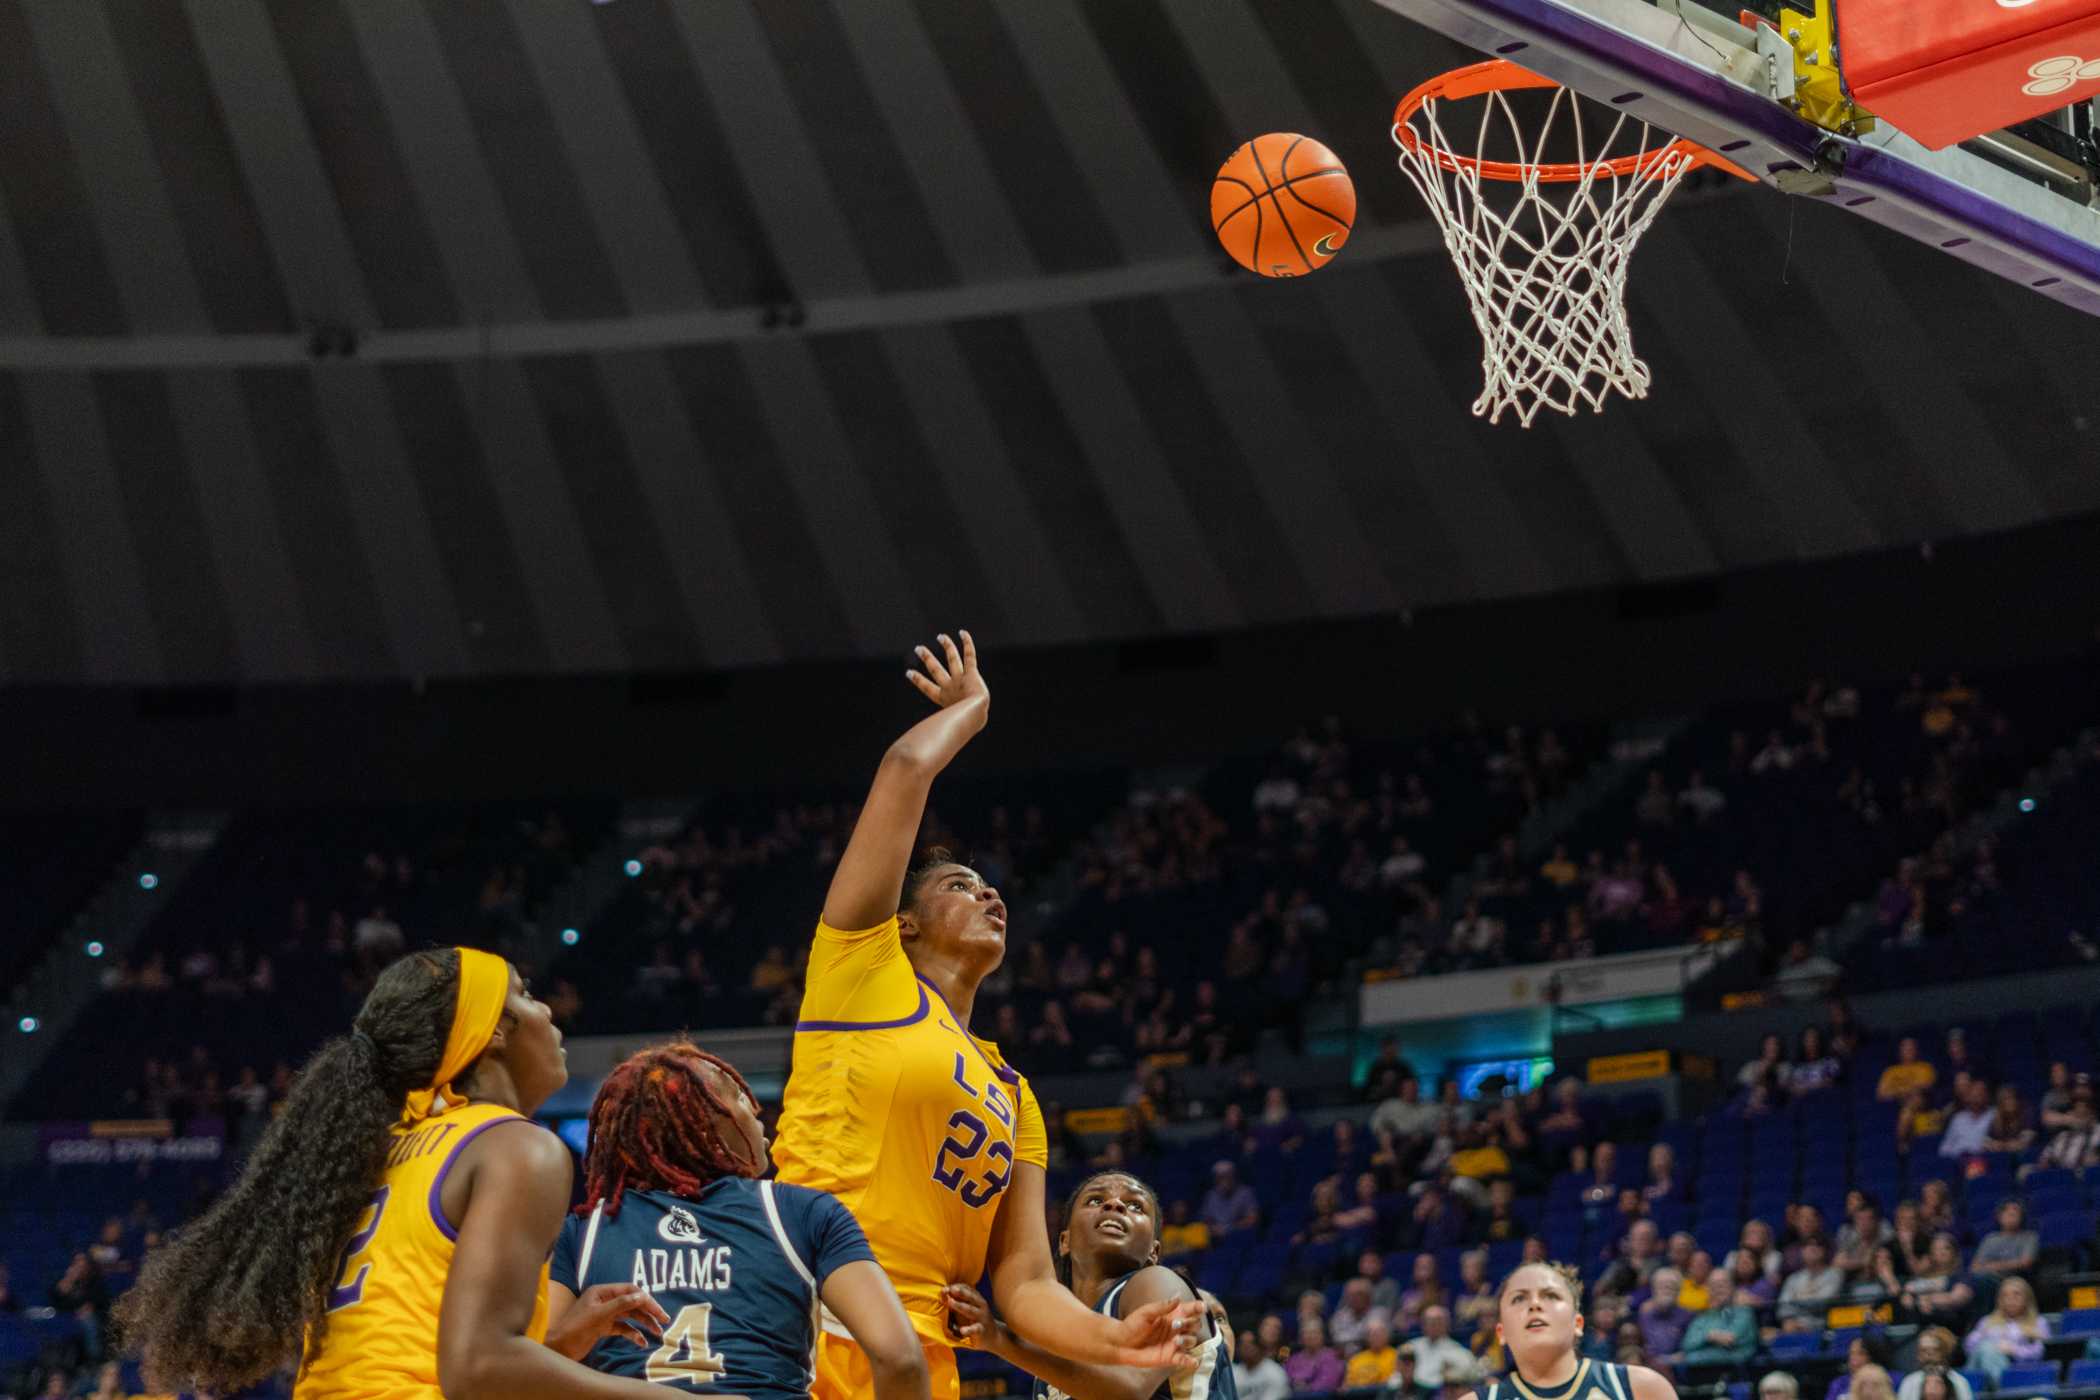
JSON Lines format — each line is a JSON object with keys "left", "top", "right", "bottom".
{"left": 1393, "top": 77, "right": 1700, "bottom": 427}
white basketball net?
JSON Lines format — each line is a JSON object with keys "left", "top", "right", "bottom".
{"left": 1394, "top": 82, "right": 1700, "bottom": 427}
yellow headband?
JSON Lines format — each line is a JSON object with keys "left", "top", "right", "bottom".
{"left": 401, "top": 947, "right": 511, "bottom": 1125}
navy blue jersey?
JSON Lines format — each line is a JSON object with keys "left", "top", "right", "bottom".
{"left": 552, "top": 1180, "right": 875, "bottom": 1400}
{"left": 1029, "top": 1270, "right": 1234, "bottom": 1400}
{"left": 1484, "top": 1358, "right": 1639, "bottom": 1400}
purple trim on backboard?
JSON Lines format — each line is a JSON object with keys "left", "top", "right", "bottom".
{"left": 427, "top": 1113, "right": 536, "bottom": 1242}
{"left": 1388, "top": 0, "right": 2100, "bottom": 315}
{"left": 793, "top": 981, "right": 930, "bottom": 1033}
{"left": 918, "top": 975, "right": 1023, "bottom": 1087}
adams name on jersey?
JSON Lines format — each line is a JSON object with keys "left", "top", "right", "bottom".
{"left": 552, "top": 1178, "right": 874, "bottom": 1400}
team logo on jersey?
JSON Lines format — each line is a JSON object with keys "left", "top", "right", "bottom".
{"left": 659, "top": 1206, "right": 705, "bottom": 1244}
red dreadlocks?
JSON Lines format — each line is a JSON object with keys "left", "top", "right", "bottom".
{"left": 579, "top": 1039, "right": 763, "bottom": 1218}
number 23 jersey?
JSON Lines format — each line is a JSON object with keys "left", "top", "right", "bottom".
{"left": 772, "top": 916, "right": 1048, "bottom": 1344}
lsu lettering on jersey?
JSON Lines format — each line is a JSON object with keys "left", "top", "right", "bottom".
{"left": 1483, "top": 1359, "right": 1638, "bottom": 1400}
{"left": 296, "top": 1102, "right": 550, "bottom": 1400}
{"left": 551, "top": 1181, "right": 875, "bottom": 1400}
{"left": 773, "top": 916, "right": 1048, "bottom": 1344}
{"left": 1029, "top": 1273, "right": 1233, "bottom": 1400}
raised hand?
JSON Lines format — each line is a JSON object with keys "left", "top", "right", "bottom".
{"left": 905, "top": 631, "right": 988, "bottom": 713}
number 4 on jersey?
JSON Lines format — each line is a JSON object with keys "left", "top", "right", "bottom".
{"left": 647, "top": 1303, "right": 726, "bottom": 1386}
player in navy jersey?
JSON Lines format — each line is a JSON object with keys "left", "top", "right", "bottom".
{"left": 1468, "top": 1262, "right": 1676, "bottom": 1400}
{"left": 942, "top": 1171, "right": 1232, "bottom": 1400}
{"left": 549, "top": 1041, "right": 930, "bottom": 1400}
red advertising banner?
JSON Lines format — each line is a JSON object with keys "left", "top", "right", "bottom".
{"left": 1840, "top": 0, "right": 2100, "bottom": 148}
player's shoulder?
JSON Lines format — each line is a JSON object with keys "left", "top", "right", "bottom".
{"left": 1112, "top": 1263, "right": 1199, "bottom": 1311}
{"left": 1621, "top": 1363, "right": 1678, "bottom": 1400}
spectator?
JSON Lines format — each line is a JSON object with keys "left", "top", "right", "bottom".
{"left": 1600, "top": 1219, "right": 1664, "bottom": 1298}
{"left": 1364, "top": 1039, "right": 1419, "bottom": 1097}
{"left": 1897, "top": 1331, "right": 1974, "bottom": 1400}
{"left": 1740, "top": 1035, "right": 1790, "bottom": 1097}
{"left": 1237, "top": 1332, "right": 1291, "bottom": 1400}
{"left": 1580, "top": 1141, "right": 1621, "bottom": 1208}
{"left": 1159, "top": 1199, "right": 1211, "bottom": 1259}
{"left": 2030, "top": 1087, "right": 2100, "bottom": 1174}
{"left": 1896, "top": 1088, "right": 1948, "bottom": 1153}
{"left": 1970, "top": 1200, "right": 2038, "bottom": 1278}
{"left": 1851, "top": 1367, "right": 1897, "bottom": 1400}
{"left": 1824, "top": 1335, "right": 1888, "bottom": 1400}
{"left": 1789, "top": 1027, "right": 1843, "bottom": 1097}
{"left": 1778, "top": 1239, "right": 1844, "bottom": 1330}
{"left": 1286, "top": 1318, "right": 1346, "bottom": 1393}
{"left": 1679, "top": 1251, "right": 1715, "bottom": 1311}
{"left": 1478, "top": 1178, "right": 1530, "bottom": 1244}
{"left": 1940, "top": 1079, "right": 1994, "bottom": 1159}
{"left": 1879, "top": 1038, "right": 1938, "bottom": 1102}
{"left": 1761, "top": 1375, "right": 1802, "bottom": 1400}
{"left": 1900, "top": 1233, "right": 1975, "bottom": 1322}
{"left": 1407, "top": 1183, "right": 1466, "bottom": 1253}
{"left": 1541, "top": 843, "right": 1579, "bottom": 887}
{"left": 1204, "top": 1162, "right": 1261, "bottom": 1237}
{"left": 1963, "top": 1277, "right": 2048, "bottom": 1385}
{"left": 1918, "top": 1180, "right": 1957, "bottom": 1235}
{"left": 1373, "top": 1079, "right": 1441, "bottom": 1153}
{"left": 1257, "top": 1088, "right": 1309, "bottom": 1153}
{"left": 1643, "top": 1143, "right": 1679, "bottom": 1206}
{"left": 1401, "top": 1307, "right": 1480, "bottom": 1394}
{"left": 1346, "top": 1320, "right": 1400, "bottom": 1388}
{"left": 1381, "top": 838, "right": 1428, "bottom": 889}
{"left": 81, "top": 1360, "right": 123, "bottom": 1400}
{"left": 1537, "top": 1079, "right": 1594, "bottom": 1167}
{"left": 1893, "top": 1200, "right": 1932, "bottom": 1276}
{"left": 1983, "top": 1086, "right": 2035, "bottom": 1155}
{"left": 1852, "top": 1244, "right": 1905, "bottom": 1305}
{"left": 1357, "top": 1251, "right": 1402, "bottom": 1314}
{"left": 1726, "top": 1218, "right": 1785, "bottom": 1285}
{"left": 1835, "top": 1199, "right": 1895, "bottom": 1277}
{"left": 1452, "top": 1251, "right": 1496, "bottom": 1347}
{"left": 1396, "top": 1254, "right": 1447, "bottom": 1335}
{"left": 1296, "top": 1181, "right": 1344, "bottom": 1248}
{"left": 1636, "top": 1268, "right": 1694, "bottom": 1360}
{"left": 1336, "top": 1173, "right": 1384, "bottom": 1240}
{"left": 2038, "top": 1063, "right": 2082, "bottom": 1129}
{"left": 1679, "top": 770, "right": 1727, "bottom": 823}
{"left": 1636, "top": 771, "right": 1674, "bottom": 827}
{"left": 1447, "top": 1123, "right": 1510, "bottom": 1192}
{"left": 1330, "top": 1279, "right": 1387, "bottom": 1357}
{"left": 1726, "top": 1249, "right": 1778, "bottom": 1307}
{"left": 1681, "top": 1272, "right": 1757, "bottom": 1370}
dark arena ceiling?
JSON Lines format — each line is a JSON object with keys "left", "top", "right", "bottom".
{"left": 0, "top": 0, "right": 2094, "bottom": 685}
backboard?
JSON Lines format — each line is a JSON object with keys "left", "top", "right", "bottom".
{"left": 1367, "top": 0, "right": 2100, "bottom": 317}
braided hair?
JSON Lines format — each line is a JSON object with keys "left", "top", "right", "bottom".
{"left": 1054, "top": 1170, "right": 1163, "bottom": 1287}
{"left": 114, "top": 950, "right": 467, "bottom": 1393}
{"left": 580, "top": 1039, "right": 763, "bottom": 1217}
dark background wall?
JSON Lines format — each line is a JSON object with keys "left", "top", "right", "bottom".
{"left": 9, "top": 507, "right": 2097, "bottom": 810}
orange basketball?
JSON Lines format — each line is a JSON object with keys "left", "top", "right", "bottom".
{"left": 1212, "top": 133, "right": 1356, "bottom": 278}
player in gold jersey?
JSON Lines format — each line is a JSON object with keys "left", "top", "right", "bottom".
{"left": 116, "top": 946, "right": 670, "bottom": 1400}
{"left": 773, "top": 631, "right": 1203, "bottom": 1400}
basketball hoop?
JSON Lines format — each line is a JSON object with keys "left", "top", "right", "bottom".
{"left": 1393, "top": 60, "right": 1754, "bottom": 427}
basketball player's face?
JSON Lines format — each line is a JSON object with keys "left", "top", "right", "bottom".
{"left": 903, "top": 865, "right": 1008, "bottom": 966}
{"left": 1065, "top": 1174, "right": 1160, "bottom": 1272}
{"left": 1497, "top": 1265, "right": 1581, "bottom": 1364}
{"left": 496, "top": 968, "right": 568, "bottom": 1112}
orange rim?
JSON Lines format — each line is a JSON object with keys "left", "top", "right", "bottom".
{"left": 1394, "top": 58, "right": 1757, "bottom": 183}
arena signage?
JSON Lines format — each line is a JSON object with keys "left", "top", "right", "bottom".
{"left": 39, "top": 1119, "right": 225, "bottom": 1166}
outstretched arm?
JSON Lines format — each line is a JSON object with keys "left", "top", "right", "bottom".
{"left": 822, "top": 1261, "right": 931, "bottom": 1400}
{"left": 823, "top": 631, "right": 990, "bottom": 933}
{"left": 946, "top": 1272, "right": 1198, "bottom": 1400}
{"left": 984, "top": 1163, "right": 1202, "bottom": 1370}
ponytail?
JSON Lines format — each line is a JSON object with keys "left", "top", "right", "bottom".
{"left": 114, "top": 950, "right": 462, "bottom": 1392}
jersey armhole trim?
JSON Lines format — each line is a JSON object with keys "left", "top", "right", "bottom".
{"left": 1603, "top": 1363, "right": 1632, "bottom": 1400}
{"left": 428, "top": 1112, "right": 541, "bottom": 1242}
{"left": 576, "top": 1200, "right": 606, "bottom": 1282}
{"left": 794, "top": 980, "right": 930, "bottom": 1033}
{"left": 761, "top": 1181, "right": 818, "bottom": 1291}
